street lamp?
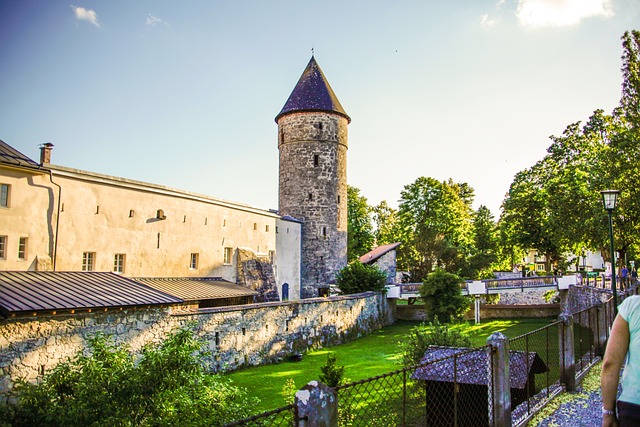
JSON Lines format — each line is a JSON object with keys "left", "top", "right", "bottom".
{"left": 601, "top": 189, "right": 620, "bottom": 314}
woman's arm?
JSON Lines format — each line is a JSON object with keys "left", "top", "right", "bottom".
{"left": 601, "top": 313, "right": 630, "bottom": 427}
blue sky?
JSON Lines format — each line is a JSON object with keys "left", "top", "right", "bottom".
{"left": 1, "top": 1, "right": 638, "bottom": 217}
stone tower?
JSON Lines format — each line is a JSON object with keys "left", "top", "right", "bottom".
{"left": 276, "top": 56, "right": 350, "bottom": 298}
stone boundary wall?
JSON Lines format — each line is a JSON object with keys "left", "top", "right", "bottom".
{"left": 565, "top": 285, "right": 612, "bottom": 313}
{"left": 0, "top": 292, "right": 393, "bottom": 401}
{"left": 396, "top": 304, "right": 561, "bottom": 322}
{"left": 493, "top": 289, "right": 552, "bottom": 305}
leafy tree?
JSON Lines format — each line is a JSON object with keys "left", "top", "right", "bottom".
{"left": 398, "top": 317, "right": 472, "bottom": 367}
{"left": 347, "top": 185, "right": 375, "bottom": 261}
{"left": 335, "top": 261, "right": 388, "bottom": 294}
{"left": 419, "top": 269, "right": 470, "bottom": 321}
{"left": 465, "top": 205, "right": 499, "bottom": 279}
{"left": 318, "top": 353, "right": 345, "bottom": 387}
{"left": 397, "top": 177, "right": 474, "bottom": 280}
{"left": 499, "top": 31, "right": 640, "bottom": 269}
{"left": 371, "top": 200, "right": 401, "bottom": 246}
{"left": 0, "top": 328, "right": 255, "bottom": 427}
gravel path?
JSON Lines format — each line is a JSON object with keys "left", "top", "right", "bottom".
{"left": 535, "top": 386, "right": 603, "bottom": 427}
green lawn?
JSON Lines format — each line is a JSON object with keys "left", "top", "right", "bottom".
{"left": 223, "top": 318, "right": 554, "bottom": 412}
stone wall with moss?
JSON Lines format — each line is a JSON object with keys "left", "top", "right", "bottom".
{"left": 0, "top": 292, "right": 393, "bottom": 402}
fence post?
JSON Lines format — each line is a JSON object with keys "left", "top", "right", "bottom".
{"left": 487, "top": 332, "right": 512, "bottom": 427}
{"left": 295, "top": 381, "right": 338, "bottom": 427}
{"left": 596, "top": 303, "right": 607, "bottom": 357}
{"left": 558, "top": 313, "right": 576, "bottom": 391}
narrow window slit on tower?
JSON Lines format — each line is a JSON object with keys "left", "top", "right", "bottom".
{"left": 308, "top": 193, "right": 312, "bottom": 201}
{"left": 129, "top": 209, "right": 134, "bottom": 217}
{"left": 96, "top": 206, "right": 99, "bottom": 214}
{"left": 313, "top": 155, "right": 319, "bottom": 167}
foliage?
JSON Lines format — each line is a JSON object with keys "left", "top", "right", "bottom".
{"left": 371, "top": 200, "right": 401, "bottom": 246}
{"left": 419, "top": 269, "right": 470, "bottom": 321}
{"left": 335, "top": 261, "right": 388, "bottom": 294}
{"left": 280, "top": 378, "right": 297, "bottom": 404}
{"left": 318, "top": 353, "right": 345, "bottom": 388}
{"left": 499, "top": 31, "right": 640, "bottom": 267}
{"left": 464, "top": 205, "right": 500, "bottom": 279}
{"left": 483, "top": 293, "right": 501, "bottom": 305}
{"left": 543, "top": 289, "right": 560, "bottom": 304}
{"left": 0, "top": 328, "right": 254, "bottom": 427}
{"left": 397, "top": 177, "right": 474, "bottom": 281}
{"left": 398, "top": 317, "right": 472, "bottom": 367}
{"left": 347, "top": 186, "right": 375, "bottom": 262}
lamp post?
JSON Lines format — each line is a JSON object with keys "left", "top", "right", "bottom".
{"left": 601, "top": 189, "right": 620, "bottom": 314}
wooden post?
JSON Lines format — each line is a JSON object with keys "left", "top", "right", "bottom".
{"left": 487, "top": 332, "right": 511, "bottom": 427}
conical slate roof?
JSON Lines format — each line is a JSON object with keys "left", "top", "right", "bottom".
{"left": 275, "top": 56, "right": 350, "bottom": 123}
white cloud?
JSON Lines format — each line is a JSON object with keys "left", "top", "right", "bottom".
{"left": 516, "top": 0, "right": 613, "bottom": 28}
{"left": 480, "top": 13, "right": 497, "bottom": 28}
{"left": 70, "top": 5, "right": 100, "bottom": 28}
{"left": 146, "top": 14, "right": 162, "bottom": 26}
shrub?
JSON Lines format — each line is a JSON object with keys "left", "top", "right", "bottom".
{"left": 398, "top": 317, "right": 473, "bottom": 366}
{"left": 318, "top": 353, "right": 345, "bottom": 388}
{"left": 335, "top": 262, "right": 388, "bottom": 295}
{"left": 419, "top": 269, "right": 470, "bottom": 321}
{"left": 280, "top": 378, "right": 297, "bottom": 404}
{"left": 0, "top": 327, "right": 256, "bottom": 427}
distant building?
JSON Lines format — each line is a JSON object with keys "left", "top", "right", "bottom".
{"left": 359, "top": 242, "right": 401, "bottom": 284}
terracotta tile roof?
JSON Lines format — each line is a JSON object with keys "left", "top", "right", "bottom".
{"left": 134, "top": 277, "right": 258, "bottom": 301}
{"left": 0, "top": 139, "right": 41, "bottom": 170}
{"left": 0, "top": 271, "right": 183, "bottom": 316}
{"left": 359, "top": 242, "right": 401, "bottom": 264}
{"left": 275, "top": 56, "right": 350, "bottom": 123}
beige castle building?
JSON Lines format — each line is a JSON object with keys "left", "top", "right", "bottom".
{"left": 0, "top": 56, "right": 357, "bottom": 303}
{"left": 0, "top": 140, "right": 302, "bottom": 301}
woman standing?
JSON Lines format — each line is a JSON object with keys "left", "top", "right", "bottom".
{"left": 601, "top": 295, "right": 640, "bottom": 426}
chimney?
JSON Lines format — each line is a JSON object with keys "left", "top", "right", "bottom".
{"left": 39, "top": 143, "right": 54, "bottom": 165}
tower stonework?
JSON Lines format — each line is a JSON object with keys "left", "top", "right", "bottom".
{"left": 276, "top": 57, "right": 350, "bottom": 298}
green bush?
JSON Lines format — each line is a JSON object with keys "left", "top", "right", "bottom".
{"left": 335, "top": 262, "right": 388, "bottom": 295}
{"left": 318, "top": 353, "right": 345, "bottom": 388}
{"left": 398, "top": 317, "right": 473, "bottom": 366}
{"left": 419, "top": 269, "right": 470, "bottom": 321}
{"left": 0, "top": 327, "right": 255, "bottom": 427}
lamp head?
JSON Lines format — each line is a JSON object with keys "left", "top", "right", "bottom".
{"left": 601, "top": 190, "right": 620, "bottom": 211}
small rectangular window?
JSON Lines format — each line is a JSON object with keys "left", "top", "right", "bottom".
{"left": 223, "top": 247, "right": 233, "bottom": 265}
{"left": 129, "top": 209, "right": 135, "bottom": 217}
{"left": 0, "top": 236, "right": 6, "bottom": 259}
{"left": 313, "top": 155, "right": 319, "bottom": 167}
{"left": 190, "top": 253, "right": 199, "bottom": 270}
{"left": 0, "top": 184, "right": 9, "bottom": 208}
{"left": 18, "top": 237, "right": 28, "bottom": 260}
{"left": 82, "top": 252, "right": 95, "bottom": 271}
{"left": 253, "top": 223, "right": 257, "bottom": 230}
{"left": 269, "top": 250, "right": 275, "bottom": 265}
{"left": 114, "top": 254, "right": 126, "bottom": 273}
{"left": 265, "top": 225, "right": 269, "bottom": 232}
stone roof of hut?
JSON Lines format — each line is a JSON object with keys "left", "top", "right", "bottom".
{"left": 411, "top": 346, "right": 548, "bottom": 389}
